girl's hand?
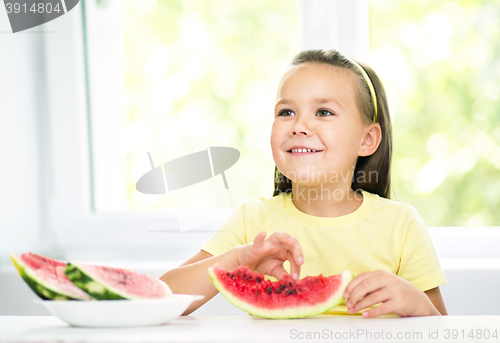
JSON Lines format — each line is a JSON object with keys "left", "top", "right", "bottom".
{"left": 344, "top": 270, "right": 440, "bottom": 318}
{"left": 237, "top": 231, "right": 304, "bottom": 280}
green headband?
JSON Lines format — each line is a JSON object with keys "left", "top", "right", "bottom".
{"left": 347, "top": 58, "right": 378, "bottom": 123}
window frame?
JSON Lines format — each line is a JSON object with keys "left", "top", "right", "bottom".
{"left": 42, "top": 1, "right": 210, "bottom": 257}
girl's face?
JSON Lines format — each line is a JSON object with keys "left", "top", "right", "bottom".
{"left": 271, "top": 63, "right": 368, "bottom": 186}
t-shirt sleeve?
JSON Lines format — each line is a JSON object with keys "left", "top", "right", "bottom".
{"left": 397, "top": 207, "right": 447, "bottom": 291}
{"left": 200, "top": 200, "right": 254, "bottom": 256}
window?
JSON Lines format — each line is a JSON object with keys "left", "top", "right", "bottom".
{"left": 41, "top": 1, "right": 498, "bottom": 261}
{"left": 85, "top": 0, "right": 302, "bottom": 214}
{"left": 370, "top": 0, "right": 500, "bottom": 226}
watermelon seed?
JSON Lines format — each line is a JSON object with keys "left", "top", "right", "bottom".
{"left": 256, "top": 277, "right": 262, "bottom": 283}
{"left": 287, "top": 289, "right": 297, "bottom": 295}
{"left": 226, "top": 272, "right": 230, "bottom": 277}
{"left": 289, "top": 282, "right": 292, "bottom": 287}
{"left": 231, "top": 274, "right": 235, "bottom": 279}
{"left": 276, "top": 288, "right": 281, "bottom": 294}
{"left": 266, "top": 287, "right": 272, "bottom": 295}
{"left": 298, "top": 288, "right": 302, "bottom": 292}
{"left": 248, "top": 276, "right": 252, "bottom": 281}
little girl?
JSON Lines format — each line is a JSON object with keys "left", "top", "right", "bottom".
{"left": 161, "top": 49, "right": 447, "bottom": 318}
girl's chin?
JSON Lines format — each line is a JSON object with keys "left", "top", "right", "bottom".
{"left": 281, "top": 167, "right": 351, "bottom": 184}
{"left": 286, "top": 179, "right": 330, "bottom": 187}
{"left": 283, "top": 174, "right": 333, "bottom": 185}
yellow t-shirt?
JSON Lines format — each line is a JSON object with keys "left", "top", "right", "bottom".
{"left": 201, "top": 190, "right": 447, "bottom": 316}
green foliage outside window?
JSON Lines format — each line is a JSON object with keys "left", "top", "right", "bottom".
{"left": 122, "top": 0, "right": 498, "bottom": 226}
{"left": 370, "top": 0, "right": 500, "bottom": 226}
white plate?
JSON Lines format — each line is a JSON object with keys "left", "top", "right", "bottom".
{"left": 35, "top": 294, "right": 204, "bottom": 327}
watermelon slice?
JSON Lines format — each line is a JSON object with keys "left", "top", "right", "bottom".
{"left": 208, "top": 265, "right": 353, "bottom": 319}
{"left": 8, "top": 252, "right": 92, "bottom": 300}
{"left": 64, "top": 262, "right": 172, "bottom": 300}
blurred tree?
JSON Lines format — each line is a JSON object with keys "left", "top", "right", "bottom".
{"left": 370, "top": 0, "right": 500, "bottom": 226}
{"left": 118, "top": 0, "right": 499, "bottom": 225}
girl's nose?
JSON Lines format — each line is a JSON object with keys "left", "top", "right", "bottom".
{"left": 290, "top": 117, "right": 311, "bottom": 136}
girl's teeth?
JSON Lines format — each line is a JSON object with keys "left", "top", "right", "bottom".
{"left": 290, "top": 148, "right": 319, "bottom": 153}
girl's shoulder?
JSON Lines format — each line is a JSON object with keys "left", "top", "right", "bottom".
{"left": 364, "top": 190, "right": 425, "bottom": 226}
{"left": 238, "top": 191, "right": 425, "bottom": 227}
{"left": 366, "top": 190, "right": 415, "bottom": 209}
{"left": 366, "top": 190, "right": 411, "bottom": 208}
{"left": 241, "top": 191, "right": 419, "bottom": 215}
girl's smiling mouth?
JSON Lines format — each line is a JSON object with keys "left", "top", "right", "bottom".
{"left": 287, "top": 146, "right": 323, "bottom": 154}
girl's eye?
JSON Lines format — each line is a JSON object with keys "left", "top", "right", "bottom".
{"left": 317, "top": 109, "right": 334, "bottom": 117}
{"left": 278, "top": 109, "right": 295, "bottom": 117}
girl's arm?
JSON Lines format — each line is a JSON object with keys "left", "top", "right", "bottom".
{"left": 424, "top": 287, "right": 447, "bottom": 315}
{"left": 343, "top": 270, "right": 447, "bottom": 318}
{"left": 160, "top": 248, "right": 240, "bottom": 316}
{"left": 160, "top": 231, "right": 304, "bottom": 316}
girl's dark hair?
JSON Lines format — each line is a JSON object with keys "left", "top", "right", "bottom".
{"left": 273, "top": 49, "right": 393, "bottom": 199}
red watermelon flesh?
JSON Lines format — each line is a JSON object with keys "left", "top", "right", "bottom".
{"left": 208, "top": 265, "right": 353, "bottom": 319}
{"left": 9, "top": 252, "right": 92, "bottom": 300}
{"left": 64, "top": 262, "right": 172, "bottom": 300}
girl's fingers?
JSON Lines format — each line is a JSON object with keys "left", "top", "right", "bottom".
{"left": 270, "top": 264, "right": 290, "bottom": 280}
{"left": 347, "top": 287, "right": 392, "bottom": 314}
{"left": 344, "top": 271, "right": 379, "bottom": 298}
{"left": 287, "top": 250, "right": 300, "bottom": 279}
{"left": 361, "top": 300, "right": 395, "bottom": 319}
{"left": 252, "top": 231, "right": 267, "bottom": 249}
{"left": 251, "top": 231, "right": 304, "bottom": 280}
{"left": 287, "top": 236, "right": 304, "bottom": 266}
{"left": 346, "top": 272, "right": 389, "bottom": 309}
{"left": 268, "top": 231, "right": 304, "bottom": 266}
{"left": 268, "top": 231, "right": 288, "bottom": 245}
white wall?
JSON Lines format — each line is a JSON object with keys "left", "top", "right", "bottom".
{"left": 0, "top": 4, "right": 46, "bottom": 267}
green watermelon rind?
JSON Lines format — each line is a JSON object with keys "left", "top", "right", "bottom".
{"left": 8, "top": 252, "right": 92, "bottom": 301}
{"left": 208, "top": 267, "right": 354, "bottom": 319}
{"left": 64, "top": 263, "right": 128, "bottom": 300}
{"left": 65, "top": 263, "right": 172, "bottom": 300}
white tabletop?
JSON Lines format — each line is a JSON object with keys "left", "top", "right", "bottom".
{"left": 1, "top": 315, "right": 500, "bottom": 343}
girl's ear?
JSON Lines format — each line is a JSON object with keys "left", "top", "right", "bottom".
{"left": 358, "top": 123, "right": 382, "bottom": 157}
